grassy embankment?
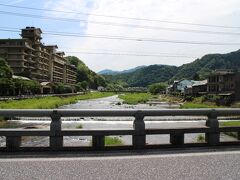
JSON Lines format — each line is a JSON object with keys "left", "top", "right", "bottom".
{"left": 118, "top": 93, "right": 155, "bottom": 105}
{"left": 0, "top": 92, "right": 115, "bottom": 128}
{"left": 0, "top": 92, "right": 115, "bottom": 109}
{"left": 105, "top": 136, "right": 123, "bottom": 146}
{"left": 158, "top": 94, "right": 183, "bottom": 103}
{"left": 159, "top": 95, "right": 224, "bottom": 109}
{"left": 181, "top": 102, "right": 223, "bottom": 109}
{"left": 0, "top": 121, "right": 20, "bottom": 128}
{"left": 181, "top": 97, "right": 224, "bottom": 109}
{"left": 220, "top": 121, "right": 240, "bottom": 138}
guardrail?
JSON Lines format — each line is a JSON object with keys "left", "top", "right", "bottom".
{"left": 0, "top": 109, "right": 240, "bottom": 152}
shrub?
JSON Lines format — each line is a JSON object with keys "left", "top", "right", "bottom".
{"left": 196, "top": 134, "right": 205, "bottom": 143}
{"left": 202, "top": 94, "right": 232, "bottom": 106}
{"left": 76, "top": 124, "right": 83, "bottom": 129}
{"left": 148, "top": 83, "right": 167, "bottom": 94}
{"left": 184, "top": 95, "right": 193, "bottom": 101}
{"left": 14, "top": 79, "right": 41, "bottom": 95}
{"left": 53, "top": 83, "right": 73, "bottom": 94}
{"left": 105, "top": 136, "right": 123, "bottom": 146}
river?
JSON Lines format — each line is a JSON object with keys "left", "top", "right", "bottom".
{"left": 0, "top": 95, "right": 236, "bottom": 147}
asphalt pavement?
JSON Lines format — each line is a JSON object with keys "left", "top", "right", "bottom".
{"left": 0, "top": 150, "right": 240, "bottom": 180}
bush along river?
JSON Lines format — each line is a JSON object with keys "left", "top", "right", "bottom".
{"left": 0, "top": 95, "right": 237, "bottom": 147}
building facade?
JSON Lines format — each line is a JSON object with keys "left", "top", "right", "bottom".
{"left": 207, "top": 70, "right": 240, "bottom": 100}
{"left": 184, "top": 80, "right": 207, "bottom": 96}
{"left": 0, "top": 27, "right": 77, "bottom": 85}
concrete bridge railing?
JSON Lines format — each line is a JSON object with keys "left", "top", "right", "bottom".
{"left": 0, "top": 109, "right": 240, "bottom": 152}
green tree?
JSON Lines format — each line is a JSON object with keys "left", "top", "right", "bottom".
{"left": 0, "top": 58, "right": 12, "bottom": 78}
{"left": 0, "top": 58, "right": 14, "bottom": 95}
{"left": 193, "top": 73, "right": 200, "bottom": 81}
{"left": 65, "top": 56, "right": 107, "bottom": 89}
{"left": 14, "top": 79, "right": 40, "bottom": 95}
{"left": 148, "top": 83, "right": 167, "bottom": 94}
{"left": 106, "top": 83, "right": 124, "bottom": 91}
{"left": 79, "top": 81, "right": 89, "bottom": 90}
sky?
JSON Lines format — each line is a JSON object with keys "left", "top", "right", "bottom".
{"left": 0, "top": 0, "right": 240, "bottom": 72}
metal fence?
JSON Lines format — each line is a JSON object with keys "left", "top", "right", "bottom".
{"left": 0, "top": 109, "right": 240, "bottom": 152}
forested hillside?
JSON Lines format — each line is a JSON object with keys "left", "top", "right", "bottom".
{"left": 104, "top": 49, "right": 240, "bottom": 87}
{"left": 171, "top": 49, "right": 240, "bottom": 80}
{"left": 104, "top": 65, "right": 178, "bottom": 87}
{"left": 66, "top": 56, "right": 107, "bottom": 89}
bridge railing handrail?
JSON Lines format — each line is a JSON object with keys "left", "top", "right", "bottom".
{"left": 1, "top": 108, "right": 240, "bottom": 117}
{"left": 0, "top": 108, "right": 240, "bottom": 152}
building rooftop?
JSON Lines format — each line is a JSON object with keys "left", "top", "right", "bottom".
{"left": 22, "top": 26, "right": 42, "bottom": 33}
{"left": 192, "top": 80, "right": 208, "bottom": 86}
{"left": 13, "top": 75, "right": 31, "bottom": 80}
{"left": 210, "top": 69, "right": 235, "bottom": 76}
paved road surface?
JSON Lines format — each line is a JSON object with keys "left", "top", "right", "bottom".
{"left": 0, "top": 151, "right": 240, "bottom": 180}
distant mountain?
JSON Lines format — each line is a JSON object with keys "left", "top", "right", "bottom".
{"left": 104, "top": 49, "right": 240, "bottom": 87}
{"left": 104, "top": 65, "right": 177, "bottom": 87}
{"left": 171, "top": 49, "right": 240, "bottom": 81}
{"left": 98, "top": 66, "right": 146, "bottom": 75}
{"left": 98, "top": 69, "right": 119, "bottom": 75}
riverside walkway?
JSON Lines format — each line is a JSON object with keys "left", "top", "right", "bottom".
{"left": 0, "top": 150, "right": 240, "bottom": 180}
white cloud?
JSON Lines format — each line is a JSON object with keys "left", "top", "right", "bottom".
{"left": 44, "top": 0, "right": 240, "bottom": 71}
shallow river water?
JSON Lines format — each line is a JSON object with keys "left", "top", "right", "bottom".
{"left": 0, "top": 95, "right": 236, "bottom": 147}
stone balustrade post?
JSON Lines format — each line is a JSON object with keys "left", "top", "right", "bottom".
{"left": 92, "top": 135, "right": 105, "bottom": 150}
{"left": 170, "top": 132, "right": 184, "bottom": 146}
{"left": 6, "top": 136, "right": 21, "bottom": 151}
{"left": 133, "top": 111, "right": 146, "bottom": 149}
{"left": 206, "top": 110, "right": 220, "bottom": 146}
{"left": 50, "top": 110, "right": 63, "bottom": 150}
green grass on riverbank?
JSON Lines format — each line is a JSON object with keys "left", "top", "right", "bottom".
{"left": 0, "top": 121, "right": 20, "bottom": 128}
{"left": 159, "top": 94, "right": 183, "bottom": 103}
{"left": 118, "top": 93, "right": 154, "bottom": 105}
{"left": 159, "top": 95, "right": 225, "bottom": 109}
{"left": 220, "top": 121, "right": 240, "bottom": 138}
{"left": 181, "top": 96, "right": 225, "bottom": 109}
{"left": 220, "top": 121, "right": 240, "bottom": 127}
{"left": 0, "top": 92, "right": 115, "bottom": 109}
{"left": 105, "top": 136, "right": 123, "bottom": 146}
{"left": 180, "top": 102, "right": 222, "bottom": 109}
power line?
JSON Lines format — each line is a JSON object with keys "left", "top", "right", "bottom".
{"left": 0, "top": 3, "right": 239, "bottom": 29}
{"left": 0, "top": 28, "right": 240, "bottom": 46}
{"left": 65, "top": 51, "right": 198, "bottom": 58}
{"left": 0, "top": 10, "right": 240, "bottom": 36}
{"left": 62, "top": 47, "right": 201, "bottom": 56}
{"left": 0, "top": 28, "right": 200, "bottom": 57}
{"left": 43, "top": 32, "right": 240, "bottom": 46}
{"left": 0, "top": 27, "right": 201, "bottom": 57}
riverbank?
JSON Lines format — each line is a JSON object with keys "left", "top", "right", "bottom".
{"left": 118, "top": 93, "right": 155, "bottom": 105}
{"left": 159, "top": 95, "right": 225, "bottom": 109}
{"left": 0, "top": 92, "right": 115, "bottom": 109}
{"left": 220, "top": 121, "right": 240, "bottom": 138}
{"left": 1, "top": 94, "right": 237, "bottom": 146}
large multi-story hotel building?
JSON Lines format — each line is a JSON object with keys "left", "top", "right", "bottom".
{"left": 0, "top": 27, "right": 77, "bottom": 85}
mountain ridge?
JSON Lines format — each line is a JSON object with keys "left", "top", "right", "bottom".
{"left": 98, "top": 65, "right": 146, "bottom": 75}
{"left": 103, "top": 49, "right": 240, "bottom": 87}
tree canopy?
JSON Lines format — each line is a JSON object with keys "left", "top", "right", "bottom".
{"left": 104, "top": 49, "right": 240, "bottom": 87}
{"left": 0, "top": 58, "right": 12, "bottom": 78}
{"left": 148, "top": 83, "right": 167, "bottom": 94}
{"left": 65, "top": 56, "right": 107, "bottom": 89}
